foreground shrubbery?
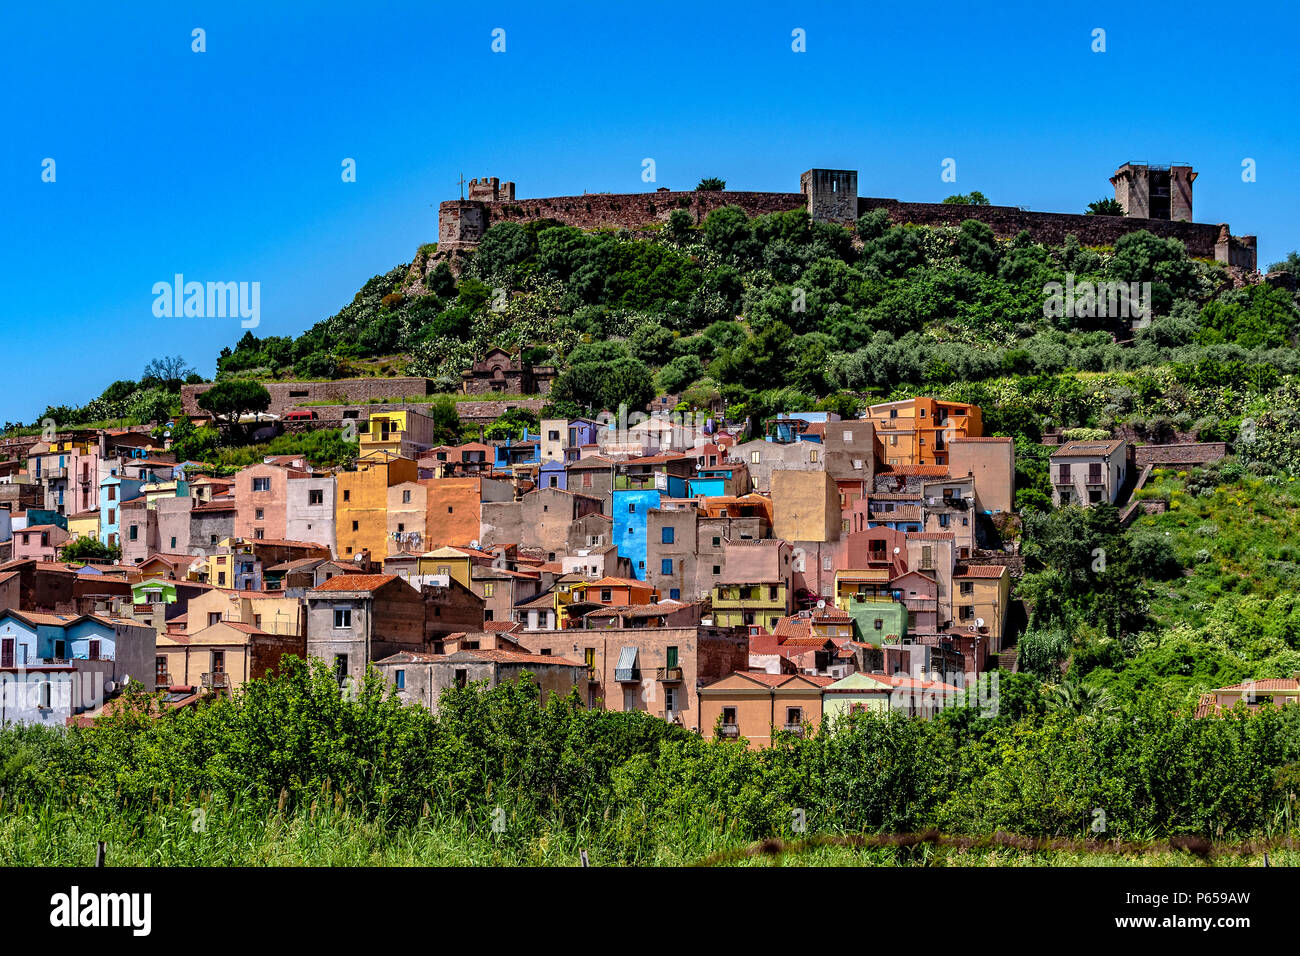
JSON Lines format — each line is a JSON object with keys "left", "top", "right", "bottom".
{"left": 2, "top": 658, "right": 1298, "bottom": 865}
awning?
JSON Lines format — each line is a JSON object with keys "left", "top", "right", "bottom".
{"left": 615, "top": 645, "right": 639, "bottom": 682}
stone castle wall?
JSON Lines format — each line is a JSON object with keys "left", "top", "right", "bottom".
{"left": 438, "top": 179, "right": 1255, "bottom": 268}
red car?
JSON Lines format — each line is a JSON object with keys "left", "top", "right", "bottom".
{"left": 283, "top": 409, "right": 316, "bottom": 422}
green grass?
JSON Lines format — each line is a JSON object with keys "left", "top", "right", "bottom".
{"left": 1131, "top": 470, "right": 1300, "bottom": 629}
{"left": 3, "top": 800, "right": 1292, "bottom": 867}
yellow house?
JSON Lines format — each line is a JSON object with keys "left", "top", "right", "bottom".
{"left": 952, "top": 564, "right": 1011, "bottom": 652}
{"left": 141, "top": 480, "right": 182, "bottom": 507}
{"left": 360, "top": 410, "right": 444, "bottom": 459}
{"left": 184, "top": 586, "right": 305, "bottom": 638}
{"left": 156, "top": 621, "right": 302, "bottom": 694}
{"left": 65, "top": 509, "right": 100, "bottom": 542}
{"left": 336, "top": 451, "right": 419, "bottom": 560}
{"left": 419, "top": 546, "right": 473, "bottom": 588}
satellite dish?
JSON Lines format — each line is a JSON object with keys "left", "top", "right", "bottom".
{"left": 816, "top": 600, "right": 826, "bottom": 609}
{"left": 893, "top": 546, "right": 901, "bottom": 554}
{"left": 470, "top": 540, "right": 480, "bottom": 550}
{"left": 353, "top": 553, "right": 365, "bottom": 562}
{"left": 975, "top": 618, "right": 985, "bottom": 628}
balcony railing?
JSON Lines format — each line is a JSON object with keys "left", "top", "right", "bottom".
{"left": 201, "top": 672, "right": 230, "bottom": 691}
{"left": 719, "top": 723, "right": 740, "bottom": 739}
{"left": 656, "top": 666, "right": 683, "bottom": 683}
{"left": 782, "top": 723, "right": 805, "bottom": 736}
{"left": 614, "top": 668, "right": 640, "bottom": 683}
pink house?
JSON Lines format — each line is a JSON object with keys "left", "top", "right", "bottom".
{"left": 13, "top": 524, "right": 70, "bottom": 561}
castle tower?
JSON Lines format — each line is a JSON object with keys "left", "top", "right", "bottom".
{"left": 1111, "top": 163, "right": 1196, "bottom": 221}
{"left": 800, "top": 168, "right": 858, "bottom": 225}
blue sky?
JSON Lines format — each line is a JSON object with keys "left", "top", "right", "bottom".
{"left": 1, "top": 0, "right": 1296, "bottom": 423}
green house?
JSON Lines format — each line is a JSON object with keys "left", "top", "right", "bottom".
{"left": 131, "top": 577, "right": 178, "bottom": 605}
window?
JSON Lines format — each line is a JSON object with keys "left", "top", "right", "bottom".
{"left": 108, "top": 486, "right": 117, "bottom": 501}
{"left": 661, "top": 526, "right": 674, "bottom": 544}
{"left": 959, "top": 606, "right": 974, "bottom": 621}
{"left": 548, "top": 430, "right": 560, "bottom": 441}
{"left": 1059, "top": 463, "right": 1071, "bottom": 482}
{"left": 208, "top": 612, "right": 221, "bottom": 627}
{"left": 874, "top": 618, "right": 884, "bottom": 630}
{"left": 661, "top": 559, "right": 673, "bottom": 575}
{"left": 750, "top": 451, "right": 761, "bottom": 464}
{"left": 252, "top": 477, "right": 271, "bottom": 492}
{"left": 39, "top": 681, "right": 52, "bottom": 709}
{"left": 394, "top": 669, "right": 405, "bottom": 690}
{"left": 333, "top": 654, "right": 347, "bottom": 683}
{"left": 255, "top": 508, "right": 264, "bottom": 520}
{"left": 600, "top": 588, "right": 612, "bottom": 602}
{"left": 397, "top": 523, "right": 405, "bottom": 533}
{"left": 960, "top": 581, "right": 974, "bottom": 596}
{"left": 669, "top": 588, "right": 680, "bottom": 600}
{"left": 334, "top": 607, "right": 352, "bottom": 629}
{"left": 352, "top": 521, "right": 359, "bottom": 531}
{"left": 170, "top": 536, "right": 177, "bottom": 549}
{"left": 712, "top": 565, "right": 721, "bottom": 575}
{"left": 786, "top": 707, "right": 803, "bottom": 725}
{"left": 666, "top": 645, "right": 678, "bottom": 668}
{"left": 581, "top": 473, "right": 592, "bottom": 488}
{"left": 107, "top": 508, "right": 115, "bottom": 524}
{"left": 454, "top": 669, "right": 468, "bottom": 689}
{"left": 402, "top": 489, "right": 411, "bottom": 504}
{"left": 938, "top": 514, "right": 949, "bottom": 528}
{"left": 129, "top": 525, "right": 138, "bottom": 541}
{"left": 309, "top": 489, "right": 324, "bottom": 505}
{"left": 0, "top": 638, "right": 12, "bottom": 668}
{"left": 823, "top": 556, "right": 833, "bottom": 571}
{"left": 712, "top": 536, "right": 721, "bottom": 547}
{"left": 343, "top": 489, "right": 351, "bottom": 501}
{"left": 628, "top": 502, "right": 636, "bottom": 514}
{"left": 483, "top": 582, "right": 495, "bottom": 597}
{"left": 809, "top": 450, "right": 818, "bottom": 463}
{"left": 211, "top": 650, "right": 226, "bottom": 674}
{"left": 842, "top": 430, "right": 853, "bottom": 442}
{"left": 88, "top": 639, "right": 101, "bottom": 660}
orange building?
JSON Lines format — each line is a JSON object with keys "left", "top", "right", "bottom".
{"left": 423, "top": 477, "right": 513, "bottom": 549}
{"left": 336, "top": 452, "right": 418, "bottom": 560}
{"left": 698, "top": 671, "right": 833, "bottom": 748}
{"left": 865, "top": 398, "right": 983, "bottom": 468}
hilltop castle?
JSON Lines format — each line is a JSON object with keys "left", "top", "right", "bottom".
{"left": 436, "top": 164, "right": 1256, "bottom": 271}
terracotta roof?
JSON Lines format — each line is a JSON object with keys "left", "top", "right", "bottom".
{"left": 949, "top": 437, "right": 1012, "bottom": 443}
{"left": 1212, "top": 679, "right": 1300, "bottom": 693}
{"left": 954, "top": 564, "right": 1008, "bottom": 578}
{"left": 482, "top": 620, "right": 522, "bottom": 633}
{"left": 309, "top": 573, "right": 399, "bottom": 592}
{"left": 906, "top": 531, "right": 955, "bottom": 541}
{"left": 1052, "top": 440, "right": 1124, "bottom": 457}
{"left": 711, "top": 671, "right": 832, "bottom": 689}
{"left": 869, "top": 505, "right": 922, "bottom": 522}
{"left": 378, "top": 648, "right": 584, "bottom": 667}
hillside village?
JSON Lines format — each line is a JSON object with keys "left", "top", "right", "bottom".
{"left": 0, "top": 380, "right": 1275, "bottom": 740}
{"left": 2, "top": 160, "right": 1299, "bottom": 748}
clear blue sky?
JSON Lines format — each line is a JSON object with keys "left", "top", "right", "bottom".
{"left": 1, "top": 0, "right": 1296, "bottom": 423}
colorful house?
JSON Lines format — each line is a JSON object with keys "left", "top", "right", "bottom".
{"left": 612, "top": 489, "right": 661, "bottom": 581}
{"left": 698, "top": 671, "right": 833, "bottom": 748}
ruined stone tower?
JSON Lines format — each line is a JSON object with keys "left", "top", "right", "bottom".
{"left": 800, "top": 168, "right": 858, "bottom": 225}
{"left": 1110, "top": 163, "right": 1196, "bottom": 221}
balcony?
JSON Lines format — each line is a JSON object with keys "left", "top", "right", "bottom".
{"left": 614, "top": 667, "right": 640, "bottom": 683}
{"left": 782, "top": 723, "right": 805, "bottom": 736}
{"left": 719, "top": 723, "right": 740, "bottom": 739}
{"left": 200, "top": 672, "right": 230, "bottom": 692}
{"left": 656, "top": 666, "right": 683, "bottom": 683}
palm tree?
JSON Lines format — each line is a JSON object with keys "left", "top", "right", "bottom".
{"left": 1046, "top": 681, "right": 1119, "bottom": 718}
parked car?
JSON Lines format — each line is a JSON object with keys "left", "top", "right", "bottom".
{"left": 283, "top": 409, "right": 317, "bottom": 422}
